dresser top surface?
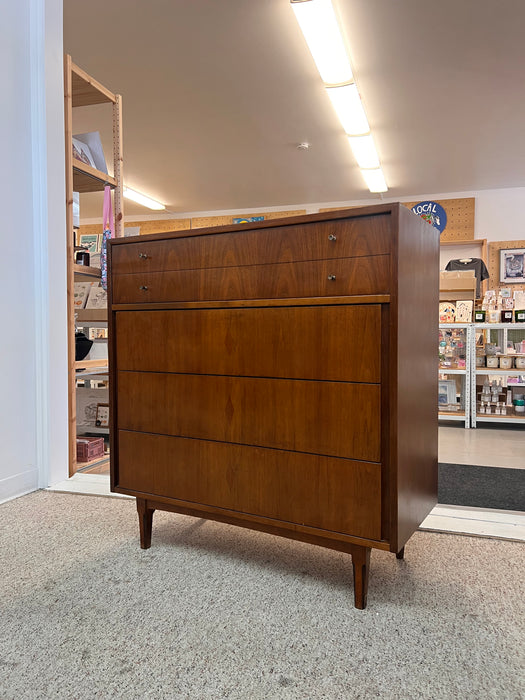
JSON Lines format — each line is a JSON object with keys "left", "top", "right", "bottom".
{"left": 109, "top": 202, "right": 403, "bottom": 247}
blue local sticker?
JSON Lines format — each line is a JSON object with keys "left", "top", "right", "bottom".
{"left": 233, "top": 216, "right": 265, "bottom": 224}
{"left": 411, "top": 201, "right": 447, "bottom": 233}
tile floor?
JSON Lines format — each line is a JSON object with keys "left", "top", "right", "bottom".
{"left": 49, "top": 423, "right": 525, "bottom": 541}
{"left": 439, "top": 422, "right": 525, "bottom": 469}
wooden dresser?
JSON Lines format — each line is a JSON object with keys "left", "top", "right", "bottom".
{"left": 108, "top": 203, "right": 439, "bottom": 609}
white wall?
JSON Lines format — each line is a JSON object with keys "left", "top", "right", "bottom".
{"left": 0, "top": 0, "right": 67, "bottom": 502}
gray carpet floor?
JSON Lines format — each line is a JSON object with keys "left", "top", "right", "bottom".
{"left": 0, "top": 491, "right": 523, "bottom": 700}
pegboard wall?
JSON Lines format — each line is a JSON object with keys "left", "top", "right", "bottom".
{"left": 190, "top": 210, "right": 306, "bottom": 229}
{"left": 320, "top": 199, "right": 475, "bottom": 241}
{"left": 403, "top": 197, "right": 475, "bottom": 241}
{"left": 488, "top": 239, "right": 525, "bottom": 293}
{"left": 77, "top": 218, "right": 191, "bottom": 238}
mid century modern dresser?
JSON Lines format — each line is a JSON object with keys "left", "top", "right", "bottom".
{"left": 108, "top": 203, "right": 439, "bottom": 609}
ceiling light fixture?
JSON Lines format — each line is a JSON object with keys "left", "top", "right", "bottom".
{"left": 123, "top": 187, "right": 166, "bottom": 210}
{"left": 360, "top": 168, "right": 388, "bottom": 193}
{"left": 290, "top": 0, "right": 353, "bottom": 85}
{"left": 348, "top": 134, "right": 380, "bottom": 169}
{"left": 291, "top": 0, "right": 388, "bottom": 193}
{"left": 326, "top": 84, "right": 369, "bottom": 136}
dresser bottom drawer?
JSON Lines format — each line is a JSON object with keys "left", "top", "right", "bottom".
{"left": 116, "top": 430, "right": 382, "bottom": 541}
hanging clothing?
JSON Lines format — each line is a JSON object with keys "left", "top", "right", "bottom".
{"left": 445, "top": 258, "right": 489, "bottom": 298}
{"left": 100, "top": 186, "right": 113, "bottom": 291}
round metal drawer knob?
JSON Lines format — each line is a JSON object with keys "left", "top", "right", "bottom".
{"left": 138, "top": 252, "right": 149, "bottom": 259}
{"left": 139, "top": 285, "right": 149, "bottom": 291}
{"left": 328, "top": 234, "right": 337, "bottom": 241}
{"left": 327, "top": 274, "right": 336, "bottom": 281}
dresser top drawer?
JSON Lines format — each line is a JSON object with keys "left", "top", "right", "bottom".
{"left": 110, "top": 215, "right": 392, "bottom": 275}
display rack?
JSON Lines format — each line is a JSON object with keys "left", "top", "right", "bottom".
{"left": 438, "top": 323, "right": 473, "bottom": 428}
{"left": 439, "top": 239, "right": 488, "bottom": 298}
{"left": 64, "top": 55, "right": 123, "bottom": 475}
{"left": 439, "top": 322, "right": 525, "bottom": 427}
{"left": 471, "top": 323, "right": 525, "bottom": 427}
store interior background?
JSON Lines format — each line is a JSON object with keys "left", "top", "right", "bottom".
{"left": 2, "top": 0, "right": 525, "bottom": 505}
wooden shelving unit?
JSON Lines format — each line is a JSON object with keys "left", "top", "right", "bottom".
{"left": 65, "top": 54, "right": 123, "bottom": 476}
{"left": 73, "top": 264, "right": 102, "bottom": 282}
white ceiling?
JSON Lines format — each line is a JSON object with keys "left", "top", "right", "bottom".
{"left": 64, "top": 0, "right": 525, "bottom": 219}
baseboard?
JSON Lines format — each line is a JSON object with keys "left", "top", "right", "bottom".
{"left": 0, "top": 468, "right": 39, "bottom": 504}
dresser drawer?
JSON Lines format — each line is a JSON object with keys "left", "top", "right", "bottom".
{"left": 111, "top": 254, "right": 390, "bottom": 304}
{"left": 117, "top": 372, "right": 381, "bottom": 462}
{"left": 110, "top": 215, "right": 392, "bottom": 275}
{"left": 115, "top": 305, "right": 381, "bottom": 383}
{"left": 117, "top": 430, "right": 382, "bottom": 541}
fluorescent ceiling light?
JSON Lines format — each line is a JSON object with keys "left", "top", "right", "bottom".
{"left": 348, "top": 134, "right": 380, "bottom": 169}
{"left": 291, "top": 0, "right": 353, "bottom": 85}
{"left": 123, "top": 187, "right": 166, "bottom": 210}
{"left": 326, "top": 83, "right": 369, "bottom": 136}
{"left": 360, "top": 168, "right": 388, "bottom": 193}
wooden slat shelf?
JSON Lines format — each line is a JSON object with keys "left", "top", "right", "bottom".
{"left": 73, "top": 161, "right": 116, "bottom": 193}
{"left": 76, "top": 308, "right": 107, "bottom": 323}
{"left": 66, "top": 54, "right": 122, "bottom": 477}
{"left": 75, "top": 359, "right": 108, "bottom": 371}
{"left": 71, "top": 62, "right": 117, "bottom": 107}
{"left": 73, "top": 264, "right": 101, "bottom": 280}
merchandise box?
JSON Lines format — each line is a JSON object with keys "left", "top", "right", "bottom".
{"left": 439, "top": 270, "right": 476, "bottom": 290}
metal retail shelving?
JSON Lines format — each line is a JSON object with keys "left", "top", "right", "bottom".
{"left": 438, "top": 323, "right": 473, "bottom": 428}
{"left": 439, "top": 322, "right": 525, "bottom": 428}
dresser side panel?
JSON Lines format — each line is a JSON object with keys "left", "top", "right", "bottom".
{"left": 393, "top": 204, "right": 439, "bottom": 550}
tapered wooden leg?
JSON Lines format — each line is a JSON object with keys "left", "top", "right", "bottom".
{"left": 351, "top": 546, "right": 371, "bottom": 610}
{"left": 396, "top": 547, "right": 405, "bottom": 560}
{"left": 136, "top": 498, "right": 155, "bottom": 549}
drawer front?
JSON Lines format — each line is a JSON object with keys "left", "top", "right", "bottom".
{"left": 110, "top": 215, "right": 392, "bottom": 275}
{"left": 112, "top": 255, "right": 390, "bottom": 304}
{"left": 115, "top": 305, "right": 381, "bottom": 383}
{"left": 117, "top": 372, "right": 381, "bottom": 462}
{"left": 117, "top": 430, "right": 382, "bottom": 541}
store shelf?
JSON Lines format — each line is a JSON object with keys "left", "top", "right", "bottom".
{"left": 71, "top": 60, "right": 117, "bottom": 107}
{"left": 77, "top": 426, "right": 110, "bottom": 435}
{"left": 474, "top": 323, "right": 525, "bottom": 330}
{"left": 73, "top": 161, "right": 116, "bottom": 193}
{"left": 76, "top": 454, "right": 110, "bottom": 471}
{"left": 76, "top": 308, "right": 108, "bottom": 323}
{"left": 438, "top": 412, "right": 466, "bottom": 421}
{"left": 74, "top": 359, "right": 108, "bottom": 379}
{"left": 73, "top": 264, "right": 101, "bottom": 281}
{"left": 75, "top": 359, "right": 108, "bottom": 370}
{"left": 474, "top": 415, "right": 525, "bottom": 424}
{"left": 475, "top": 369, "right": 525, "bottom": 376}
{"left": 439, "top": 323, "right": 472, "bottom": 428}
{"left": 65, "top": 54, "right": 122, "bottom": 477}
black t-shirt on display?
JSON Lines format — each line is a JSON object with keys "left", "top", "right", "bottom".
{"left": 445, "top": 258, "right": 489, "bottom": 298}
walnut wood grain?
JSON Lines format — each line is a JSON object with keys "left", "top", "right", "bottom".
{"left": 136, "top": 497, "right": 154, "bottom": 549}
{"left": 351, "top": 546, "right": 371, "bottom": 609}
{"left": 117, "top": 372, "right": 381, "bottom": 462}
{"left": 108, "top": 203, "right": 439, "bottom": 609}
{"left": 390, "top": 204, "right": 439, "bottom": 552}
{"left": 112, "top": 255, "right": 390, "bottom": 304}
{"left": 110, "top": 216, "right": 392, "bottom": 275}
{"left": 115, "top": 305, "right": 381, "bottom": 383}
{"left": 118, "top": 431, "right": 382, "bottom": 541}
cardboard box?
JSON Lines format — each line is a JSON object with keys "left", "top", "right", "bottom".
{"left": 439, "top": 270, "right": 476, "bottom": 301}
{"left": 439, "top": 270, "right": 476, "bottom": 290}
